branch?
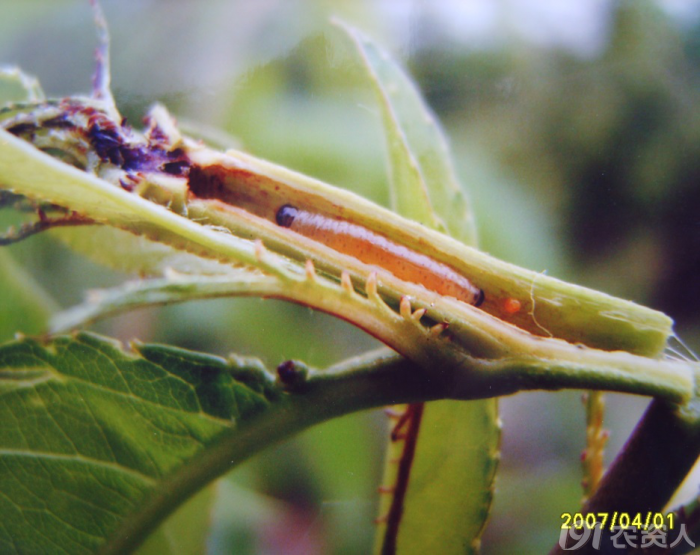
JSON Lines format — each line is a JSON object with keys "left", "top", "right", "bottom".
{"left": 51, "top": 275, "right": 698, "bottom": 405}
{"left": 99, "top": 349, "right": 442, "bottom": 554}
{"left": 550, "top": 398, "right": 700, "bottom": 554}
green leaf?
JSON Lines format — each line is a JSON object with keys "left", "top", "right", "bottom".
{"left": 51, "top": 226, "right": 238, "bottom": 277}
{"left": 396, "top": 401, "right": 499, "bottom": 554}
{"left": 1, "top": 333, "right": 487, "bottom": 554}
{"left": 50, "top": 272, "right": 280, "bottom": 333}
{"left": 0, "top": 332, "right": 280, "bottom": 554}
{"left": 337, "top": 22, "right": 499, "bottom": 555}
{"left": 0, "top": 249, "right": 55, "bottom": 341}
{"left": 335, "top": 19, "right": 477, "bottom": 246}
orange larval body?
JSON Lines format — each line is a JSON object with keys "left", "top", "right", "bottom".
{"left": 276, "top": 204, "right": 484, "bottom": 306}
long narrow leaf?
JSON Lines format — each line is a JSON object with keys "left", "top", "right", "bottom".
{"left": 336, "top": 22, "right": 499, "bottom": 554}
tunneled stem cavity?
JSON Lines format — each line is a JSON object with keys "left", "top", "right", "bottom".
{"left": 183, "top": 154, "right": 675, "bottom": 357}
{"left": 187, "top": 163, "right": 485, "bottom": 306}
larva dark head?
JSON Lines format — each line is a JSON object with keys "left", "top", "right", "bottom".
{"left": 474, "top": 288, "right": 485, "bottom": 307}
{"left": 276, "top": 204, "right": 298, "bottom": 228}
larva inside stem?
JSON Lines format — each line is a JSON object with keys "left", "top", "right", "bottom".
{"left": 276, "top": 204, "right": 485, "bottom": 306}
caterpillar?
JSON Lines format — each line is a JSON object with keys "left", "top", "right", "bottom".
{"left": 276, "top": 204, "right": 485, "bottom": 306}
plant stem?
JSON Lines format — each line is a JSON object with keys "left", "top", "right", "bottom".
{"left": 99, "top": 352, "right": 441, "bottom": 555}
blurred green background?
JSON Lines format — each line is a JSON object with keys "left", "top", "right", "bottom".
{"left": 1, "top": 1, "right": 699, "bottom": 553}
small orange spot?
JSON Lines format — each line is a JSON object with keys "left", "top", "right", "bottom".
{"left": 502, "top": 297, "right": 522, "bottom": 315}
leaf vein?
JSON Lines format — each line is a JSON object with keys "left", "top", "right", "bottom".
{"left": 0, "top": 449, "right": 157, "bottom": 485}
